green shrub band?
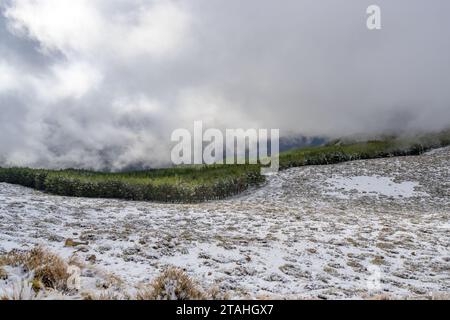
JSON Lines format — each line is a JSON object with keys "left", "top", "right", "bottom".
{"left": 0, "top": 131, "right": 448, "bottom": 203}
{"left": 0, "top": 166, "right": 263, "bottom": 203}
{"left": 279, "top": 131, "right": 450, "bottom": 170}
{"left": 279, "top": 144, "right": 425, "bottom": 169}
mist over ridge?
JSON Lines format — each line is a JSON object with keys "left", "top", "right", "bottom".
{"left": 0, "top": 0, "right": 449, "bottom": 170}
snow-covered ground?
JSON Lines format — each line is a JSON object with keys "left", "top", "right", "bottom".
{"left": 325, "top": 176, "right": 428, "bottom": 199}
{"left": 1, "top": 147, "right": 449, "bottom": 299}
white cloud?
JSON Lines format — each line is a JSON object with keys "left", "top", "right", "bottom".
{"left": 176, "top": 87, "right": 258, "bottom": 130}
{"left": 32, "top": 62, "right": 103, "bottom": 102}
{"left": 4, "top": 0, "right": 104, "bottom": 55}
{"left": 0, "top": 62, "right": 17, "bottom": 92}
{"left": 123, "top": 2, "right": 191, "bottom": 58}
{"left": 112, "top": 95, "right": 162, "bottom": 115}
{"left": 0, "top": 0, "right": 449, "bottom": 169}
{"left": 4, "top": 0, "right": 191, "bottom": 59}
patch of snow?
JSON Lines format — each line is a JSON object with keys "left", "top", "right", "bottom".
{"left": 325, "top": 175, "right": 428, "bottom": 199}
{"left": 439, "top": 223, "right": 450, "bottom": 230}
{"left": 424, "top": 146, "right": 450, "bottom": 155}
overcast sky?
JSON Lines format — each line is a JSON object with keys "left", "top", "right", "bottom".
{"left": 0, "top": 0, "right": 449, "bottom": 169}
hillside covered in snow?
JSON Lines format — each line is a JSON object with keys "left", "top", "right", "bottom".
{"left": 1, "top": 147, "right": 449, "bottom": 299}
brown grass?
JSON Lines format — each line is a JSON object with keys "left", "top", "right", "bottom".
{"left": 137, "top": 267, "right": 206, "bottom": 300}
{"left": 83, "top": 291, "right": 130, "bottom": 300}
{"left": 370, "top": 255, "right": 387, "bottom": 266}
{"left": 0, "top": 267, "right": 7, "bottom": 280}
{"left": 0, "top": 247, "right": 69, "bottom": 291}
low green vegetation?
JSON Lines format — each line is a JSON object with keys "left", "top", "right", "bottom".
{"left": 279, "top": 130, "right": 450, "bottom": 169}
{"left": 0, "top": 165, "right": 263, "bottom": 203}
{"left": 0, "top": 130, "right": 448, "bottom": 203}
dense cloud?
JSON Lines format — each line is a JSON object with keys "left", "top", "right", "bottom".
{"left": 0, "top": 0, "right": 449, "bottom": 169}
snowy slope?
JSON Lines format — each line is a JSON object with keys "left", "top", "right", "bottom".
{"left": 0, "top": 147, "right": 449, "bottom": 299}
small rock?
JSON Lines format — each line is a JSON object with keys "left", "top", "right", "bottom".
{"left": 98, "top": 245, "right": 112, "bottom": 253}
{"left": 65, "top": 238, "right": 89, "bottom": 247}
{"left": 48, "top": 235, "right": 65, "bottom": 242}
{"left": 80, "top": 234, "right": 96, "bottom": 241}
{"left": 264, "top": 273, "right": 285, "bottom": 282}
{"left": 123, "top": 247, "right": 141, "bottom": 255}
{"left": 198, "top": 252, "right": 211, "bottom": 260}
{"left": 86, "top": 255, "right": 97, "bottom": 263}
{"left": 77, "top": 246, "right": 90, "bottom": 253}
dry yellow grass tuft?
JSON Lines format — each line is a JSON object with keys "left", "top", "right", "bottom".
{"left": 205, "top": 286, "right": 230, "bottom": 300}
{"left": 0, "top": 247, "right": 69, "bottom": 291}
{"left": 82, "top": 291, "right": 130, "bottom": 300}
{"left": 0, "top": 267, "right": 7, "bottom": 280}
{"left": 137, "top": 267, "right": 205, "bottom": 300}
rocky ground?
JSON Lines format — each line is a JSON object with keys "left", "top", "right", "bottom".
{"left": 0, "top": 147, "right": 449, "bottom": 299}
